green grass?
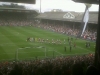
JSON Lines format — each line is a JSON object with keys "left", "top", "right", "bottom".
{"left": 0, "top": 26, "right": 95, "bottom": 61}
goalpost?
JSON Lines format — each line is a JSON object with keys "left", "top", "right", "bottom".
{"left": 15, "top": 46, "right": 63, "bottom": 61}
{"left": 15, "top": 46, "right": 47, "bottom": 61}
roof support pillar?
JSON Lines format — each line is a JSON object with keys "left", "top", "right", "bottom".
{"left": 95, "top": 5, "right": 100, "bottom": 69}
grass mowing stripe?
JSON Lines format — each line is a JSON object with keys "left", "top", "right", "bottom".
{"left": 6, "top": 27, "right": 95, "bottom": 54}
{"left": 5, "top": 26, "right": 51, "bottom": 59}
{"left": 11, "top": 29, "right": 65, "bottom": 58}
{"left": 1, "top": 27, "right": 35, "bottom": 59}
{"left": 0, "top": 28, "right": 18, "bottom": 53}
{"left": 17, "top": 27, "right": 66, "bottom": 39}
{"left": 0, "top": 45, "right": 10, "bottom": 59}
{"left": 0, "top": 26, "right": 95, "bottom": 60}
{"left": 0, "top": 27, "right": 22, "bottom": 59}
{"left": 10, "top": 28, "right": 61, "bottom": 55}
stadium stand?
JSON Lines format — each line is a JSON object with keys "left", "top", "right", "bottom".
{"left": 73, "top": 0, "right": 100, "bottom": 70}
{"left": 0, "top": 54, "right": 96, "bottom": 75}
{"left": 0, "top": 10, "right": 98, "bottom": 75}
{"left": 35, "top": 12, "right": 97, "bottom": 41}
{"left": 0, "top": 0, "right": 100, "bottom": 75}
{"left": 0, "top": 8, "right": 38, "bottom": 26}
{"left": 36, "top": 12, "right": 98, "bottom": 24}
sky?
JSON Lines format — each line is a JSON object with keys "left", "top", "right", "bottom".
{"left": 0, "top": 0, "right": 99, "bottom": 12}
{"left": 23, "top": 0, "right": 99, "bottom": 12}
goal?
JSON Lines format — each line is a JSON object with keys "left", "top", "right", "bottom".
{"left": 15, "top": 46, "right": 59, "bottom": 60}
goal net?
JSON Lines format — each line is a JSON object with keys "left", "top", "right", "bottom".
{"left": 15, "top": 46, "right": 61, "bottom": 60}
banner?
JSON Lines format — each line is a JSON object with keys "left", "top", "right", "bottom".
{"left": 77, "top": 6, "right": 89, "bottom": 38}
{"left": 81, "top": 7, "right": 89, "bottom": 36}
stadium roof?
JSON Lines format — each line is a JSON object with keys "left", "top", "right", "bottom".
{"left": 0, "top": 0, "right": 36, "bottom": 4}
{"left": 36, "top": 12, "right": 98, "bottom": 24}
{"left": 0, "top": 8, "right": 38, "bottom": 14}
{"left": 72, "top": 0, "right": 99, "bottom": 4}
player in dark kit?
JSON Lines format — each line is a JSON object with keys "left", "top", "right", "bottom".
{"left": 85, "top": 42, "right": 88, "bottom": 48}
{"left": 71, "top": 37, "right": 73, "bottom": 41}
{"left": 88, "top": 42, "right": 90, "bottom": 48}
{"left": 27, "top": 37, "right": 30, "bottom": 41}
{"left": 64, "top": 46, "right": 66, "bottom": 52}
{"left": 68, "top": 37, "right": 70, "bottom": 42}
{"left": 26, "top": 37, "right": 33, "bottom": 42}
{"left": 85, "top": 42, "right": 90, "bottom": 48}
{"left": 70, "top": 45, "right": 72, "bottom": 52}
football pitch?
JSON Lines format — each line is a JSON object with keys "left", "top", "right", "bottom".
{"left": 0, "top": 26, "right": 95, "bottom": 61}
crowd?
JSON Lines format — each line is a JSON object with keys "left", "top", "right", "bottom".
{"left": 0, "top": 13, "right": 98, "bottom": 75}
{"left": 0, "top": 13, "right": 97, "bottom": 41}
{"left": 82, "top": 30, "right": 97, "bottom": 41}
{"left": 0, "top": 53, "right": 98, "bottom": 75}
{"left": 34, "top": 21, "right": 97, "bottom": 41}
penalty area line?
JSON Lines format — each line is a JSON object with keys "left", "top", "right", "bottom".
{"left": 64, "top": 52, "right": 94, "bottom": 56}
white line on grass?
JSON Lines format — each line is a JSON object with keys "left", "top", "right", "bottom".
{"left": 0, "top": 39, "right": 94, "bottom": 60}
{"left": 0, "top": 52, "right": 94, "bottom": 61}
{"left": 77, "top": 46, "right": 93, "bottom": 52}
{"left": 48, "top": 43, "right": 94, "bottom": 56}
{"left": 54, "top": 50, "right": 64, "bottom": 55}
{"left": 0, "top": 50, "right": 54, "bottom": 55}
{"left": 0, "top": 40, "right": 94, "bottom": 53}
{"left": 0, "top": 58, "right": 15, "bottom": 61}
{"left": 66, "top": 42, "right": 93, "bottom": 53}
{"left": 63, "top": 52, "right": 94, "bottom": 56}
